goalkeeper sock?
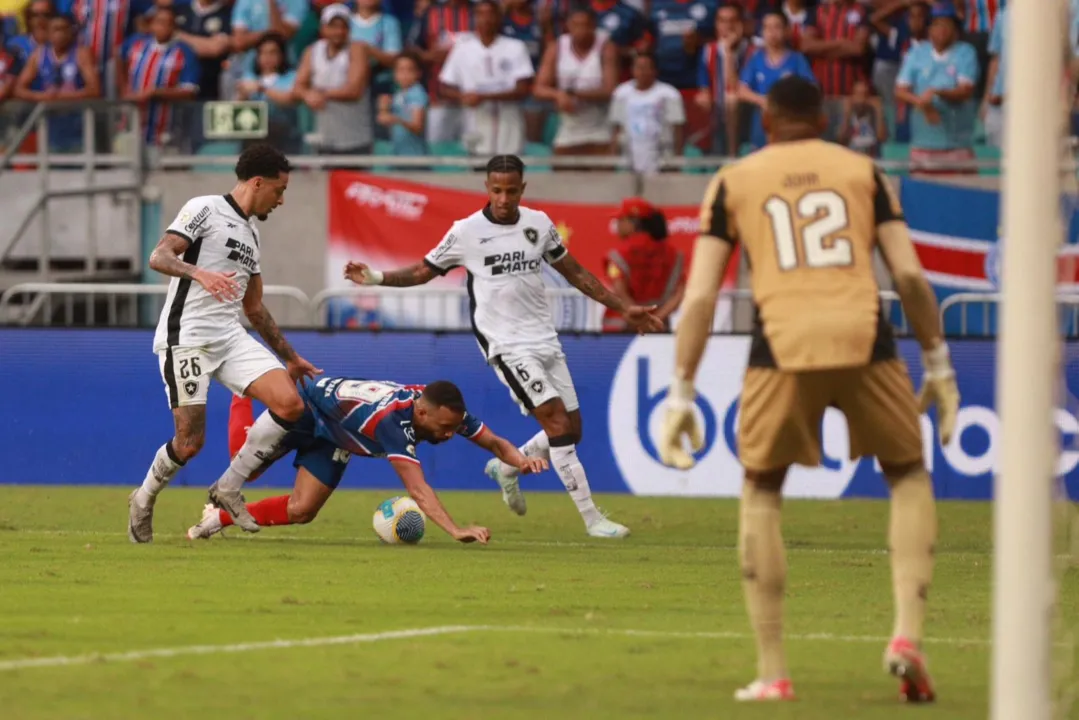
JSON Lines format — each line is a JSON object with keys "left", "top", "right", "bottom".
{"left": 739, "top": 479, "right": 788, "bottom": 682}
{"left": 499, "top": 430, "right": 551, "bottom": 478}
{"left": 886, "top": 465, "right": 937, "bottom": 644}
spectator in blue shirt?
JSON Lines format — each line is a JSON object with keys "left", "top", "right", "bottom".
{"left": 737, "top": 9, "right": 814, "bottom": 149}
{"left": 236, "top": 32, "right": 300, "bottom": 152}
{"left": 895, "top": 1, "right": 978, "bottom": 174}
{"left": 377, "top": 50, "right": 429, "bottom": 156}
{"left": 351, "top": 0, "right": 402, "bottom": 97}
{"left": 869, "top": 0, "right": 928, "bottom": 132}
{"left": 175, "top": 0, "right": 232, "bottom": 101}
{"left": 13, "top": 12, "right": 100, "bottom": 151}
{"left": 694, "top": 3, "right": 753, "bottom": 155}
{"left": 227, "top": 0, "right": 308, "bottom": 98}
{"left": 649, "top": 0, "right": 717, "bottom": 91}
{"left": 982, "top": 3, "right": 1004, "bottom": 147}
{"left": 590, "top": 0, "right": 649, "bottom": 74}
{"left": 502, "top": 0, "right": 546, "bottom": 142}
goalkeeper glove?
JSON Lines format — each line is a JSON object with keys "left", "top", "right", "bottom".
{"left": 659, "top": 379, "right": 705, "bottom": 470}
{"left": 918, "top": 342, "right": 960, "bottom": 445}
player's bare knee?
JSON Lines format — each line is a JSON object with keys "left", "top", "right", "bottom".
{"left": 172, "top": 433, "right": 204, "bottom": 462}
{"left": 744, "top": 467, "right": 786, "bottom": 494}
{"left": 269, "top": 388, "right": 305, "bottom": 423}
{"left": 286, "top": 498, "right": 318, "bottom": 524}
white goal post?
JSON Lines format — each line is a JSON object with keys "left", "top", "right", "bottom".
{"left": 992, "top": 1, "right": 1066, "bottom": 718}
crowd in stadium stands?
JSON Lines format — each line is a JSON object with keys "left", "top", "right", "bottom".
{"left": 0, "top": 0, "right": 1072, "bottom": 169}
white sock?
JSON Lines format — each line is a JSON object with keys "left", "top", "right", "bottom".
{"left": 499, "top": 431, "right": 551, "bottom": 478}
{"left": 549, "top": 443, "right": 602, "bottom": 526}
{"left": 135, "top": 442, "right": 184, "bottom": 507}
{"left": 216, "top": 410, "right": 292, "bottom": 493}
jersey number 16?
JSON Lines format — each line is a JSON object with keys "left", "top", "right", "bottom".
{"left": 765, "top": 190, "right": 854, "bottom": 271}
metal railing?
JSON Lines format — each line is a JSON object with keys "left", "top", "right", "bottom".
{"left": 0, "top": 282, "right": 312, "bottom": 328}
{"left": 0, "top": 282, "right": 908, "bottom": 335}
{"left": 939, "top": 292, "right": 1079, "bottom": 337}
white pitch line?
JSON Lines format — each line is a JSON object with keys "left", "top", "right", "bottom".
{"left": 0, "top": 624, "right": 1009, "bottom": 673}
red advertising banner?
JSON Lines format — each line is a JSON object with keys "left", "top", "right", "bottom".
{"left": 325, "top": 172, "right": 737, "bottom": 329}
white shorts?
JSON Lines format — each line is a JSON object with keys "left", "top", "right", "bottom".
{"left": 157, "top": 332, "right": 283, "bottom": 409}
{"left": 491, "top": 347, "right": 579, "bottom": 415}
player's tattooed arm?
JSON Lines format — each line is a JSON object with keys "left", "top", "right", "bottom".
{"left": 381, "top": 262, "right": 439, "bottom": 287}
{"left": 551, "top": 252, "right": 629, "bottom": 313}
{"left": 149, "top": 233, "right": 198, "bottom": 281}
{"left": 242, "top": 275, "right": 296, "bottom": 362}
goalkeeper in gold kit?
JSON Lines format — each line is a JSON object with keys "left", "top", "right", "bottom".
{"left": 658, "top": 76, "right": 960, "bottom": 703}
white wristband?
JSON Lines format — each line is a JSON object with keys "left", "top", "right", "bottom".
{"left": 669, "top": 377, "right": 695, "bottom": 405}
{"left": 922, "top": 342, "right": 953, "bottom": 378}
{"left": 364, "top": 268, "right": 384, "bottom": 286}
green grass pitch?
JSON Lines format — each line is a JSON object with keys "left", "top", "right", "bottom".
{"left": 1, "top": 487, "right": 1076, "bottom": 719}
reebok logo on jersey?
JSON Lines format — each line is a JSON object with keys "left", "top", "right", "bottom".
{"left": 484, "top": 251, "right": 542, "bottom": 276}
{"left": 225, "top": 238, "right": 257, "bottom": 272}
{"left": 185, "top": 206, "right": 211, "bottom": 234}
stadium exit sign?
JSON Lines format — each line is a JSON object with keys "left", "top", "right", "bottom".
{"left": 203, "top": 101, "right": 269, "bottom": 140}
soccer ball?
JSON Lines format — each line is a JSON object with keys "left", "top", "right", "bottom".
{"left": 372, "top": 496, "right": 426, "bottom": 545}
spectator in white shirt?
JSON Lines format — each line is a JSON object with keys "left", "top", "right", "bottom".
{"left": 609, "top": 51, "right": 686, "bottom": 175}
{"left": 438, "top": 0, "right": 534, "bottom": 155}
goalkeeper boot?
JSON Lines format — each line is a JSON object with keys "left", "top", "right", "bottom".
{"left": 733, "top": 678, "right": 796, "bottom": 702}
{"left": 884, "top": 636, "right": 936, "bottom": 703}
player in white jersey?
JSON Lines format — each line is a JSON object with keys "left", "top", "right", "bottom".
{"left": 128, "top": 144, "right": 321, "bottom": 544}
{"left": 344, "top": 155, "right": 663, "bottom": 538}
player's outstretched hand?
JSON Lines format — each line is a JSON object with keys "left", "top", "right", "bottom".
{"left": 287, "top": 355, "right": 323, "bottom": 382}
{"left": 624, "top": 304, "right": 665, "bottom": 334}
{"left": 516, "top": 456, "right": 549, "bottom": 475}
{"left": 918, "top": 343, "right": 960, "bottom": 445}
{"left": 453, "top": 526, "right": 491, "bottom": 545}
{"left": 195, "top": 269, "right": 242, "bottom": 303}
{"left": 344, "top": 261, "right": 381, "bottom": 286}
{"left": 658, "top": 397, "right": 704, "bottom": 470}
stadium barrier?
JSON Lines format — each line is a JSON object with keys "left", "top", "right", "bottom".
{"left": 2, "top": 328, "right": 1075, "bottom": 501}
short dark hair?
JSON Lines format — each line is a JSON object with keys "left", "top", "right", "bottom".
{"left": 395, "top": 50, "right": 422, "bottom": 70}
{"left": 766, "top": 75, "right": 823, "bottom": 124}
{"left": 151, "top": 4, "right": 176, "bottom": 20}
{"left": 474, "top": 0, "right": 500, "bottom": 12}
{"left": 421, "top": 381, "right": 466, "bottom": 414}
{"left": 761, "top": 9, "right": 788, "bottom": 26}
{"left": 486, "top": 154, "right": 525, "bottom": 177}
{"left": 235, "top": 144, "right": 292, "bottom": 180}
{"left": 255, "top": 32, "right": 291, "bottom": 74}
{"left": 566, "top": 4, "right": 597, "bottom": 23}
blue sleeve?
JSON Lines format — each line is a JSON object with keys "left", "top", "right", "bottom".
{"left": 383, "top": 14, "right": 403, "bottom": 53}
{"left": 231, "top": 0, "right": 251, "bottom": 29}
{"left": 697, "top": 46, "right": 711, "bottom": 89}
{"left": 795, "top": 52, "right": 815, "bottom": 81}
{"left": 624, "top": 7, "right": 646, "bottom": 45}
{"left": 409, "top": 85, "right": 429, "bottom": 108}
{"left": 456, "top": 411, "right": 485, "bottom": 439}
{"left": 120, "top": 35, "right": 136, "bottom": 64}
{"left": 276, "top": 69, "right": 297, "bottom": 91}
{"left": 988, "top": 15, "right": 1003, "bottom": 56}
{"left": 895, "top": 49, "right": 916, "bottom": 87}
{"left": 738, "top": 53, "right": 755, "bottom": 88}
{"left": 955, "top": 43, "right": 979, "bottom": 85}
{"left": 282, "top": 0, "right": 309, "bottom": 27}
{"left": 374, "top": 417, "right": 419, "bottom": 463}
{"left": 179, "top": 43, "right": 201, "bottom": 87}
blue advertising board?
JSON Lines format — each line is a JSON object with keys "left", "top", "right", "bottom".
{"left": 1, "top": 329, "right": 1076, "bottom": 501}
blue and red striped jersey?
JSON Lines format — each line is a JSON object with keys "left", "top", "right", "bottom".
{"left": 301, "top": 378, "right": 485, "bottom": 465}
{"left": 408, "top": 0, "right": 473, "bottom": 99}
{"left": 959, "top": 0, "right": 999, "bottom": 35}
{"left": 120, "top": 34, "right": 199, "bottom": 143}
{"left": 810, "top": 0, "right": 868, "bottom": 96}
{"left": 73, "top": 0, "right": 153, "bottom": 83}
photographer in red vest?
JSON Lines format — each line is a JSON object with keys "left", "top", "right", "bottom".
{"left": 602, "top": 197, "right": 686, "bottom": 333}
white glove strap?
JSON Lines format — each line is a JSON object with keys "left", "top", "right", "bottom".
{"left": 363, "top": 268, "right": 384, "bottom": 286}
{"left": 922, "top": 342, "right": 954, "bottom": 379}
{"left": 669, "top": 377, "right": 696, "bottom": 406}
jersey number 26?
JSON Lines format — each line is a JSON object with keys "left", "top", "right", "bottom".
{"left": 765, "top": 190, "right": 854, "bottom": 271}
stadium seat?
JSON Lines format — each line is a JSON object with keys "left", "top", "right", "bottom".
{"left": 523, "top": 142, "right": 552, "bottom": 172}
{"left": 542, "top": 114, "right": 560, "bottom": 146}
{"left": 682, "top": 144, "right": 709, "bottom": 174}
{"left": 195, "top": 141, "right": 241, "bottom": 173}
{"left": 881, "top": 142, "right": 910, "bottom": 176}
{"left": 975, "top": 144, "right": 1001, "bottom": 176}
{"left": 429, "top": 140, "right": 469, "bottom": 173}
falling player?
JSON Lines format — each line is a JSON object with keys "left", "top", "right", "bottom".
{"left": 344, "top": 154, "right": 664, "bottom": 538}
{"left": 129, "top": 144, "right": 321, "bottom": 544}
{"left": 658, "top": 76, "right": 959, "bottom": 702}
{"left": 186, "top": 378, "right": 547, "bottom": 543}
